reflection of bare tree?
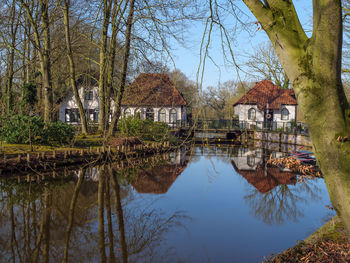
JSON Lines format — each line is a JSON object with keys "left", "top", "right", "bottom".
{"left": 0, "top": 161, "right": 189, "bottom": 262}
{"left": 98, "top": 167, "right": 106, "bottom": 263}
{"left": 244, "top": 179, "right": 322, "bottom": 225}
{"left": 111, "top": 167, "right": 128, "bottom": 263}
{"left": 63, "top": 169, "right": 84, "bottom": 263}
{"left": 109, "top": 165, "right": 189, "bottom": 262}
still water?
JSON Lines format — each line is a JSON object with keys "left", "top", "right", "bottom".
{"left": 0, "top": 145, "right": 334, "bottom": 263}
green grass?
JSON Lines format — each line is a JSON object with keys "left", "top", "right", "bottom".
{"left": 0, "top": 134, "right": 105, "bottom": 154}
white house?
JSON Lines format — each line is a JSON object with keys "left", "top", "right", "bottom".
{"left": 120, "top": 73, "right": 187, "bottom": 126}
{"left": 59, "top": 86, "right": 100, "bottom": 124}
{"left": 233, "top": 80, "right": 297, "bottom": 129}
{"left": 59, "top": 73, "right": 187, "bottom": 126}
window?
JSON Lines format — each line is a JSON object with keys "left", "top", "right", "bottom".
{"left": 65, "top": 109, "right": 80, "bottom": 123}
{"left": 248, "top": 108, "right": 256, "bottom": 120}
{"left": 281, "top": 108, "right": 289, "bottom": 120}
{"left": 135, "top": 108, "right": 143, "bottom": 119}
{"left": 170, "top": 108, "right": 177, "bottom": 124}
{"left": 84, "top": 90, "right": 93, "bottom": 101}
{"left": 247, "top": 155, "right": 255, "bottom": 167}
{"left": 146, "top": 108, "right": 154, "bottom": 120}
{"left": 124, "top": 108, "right": 132, "bottom": 118}
{"left": 87, "top": 109, "right": 98, "bottom": 122}
{"left": 158, "top": 108, "right": 166, "bottom": 122}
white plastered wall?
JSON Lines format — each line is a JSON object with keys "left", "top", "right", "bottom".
{"left": 59, "top": 86, "right": 100, "bottom": 123}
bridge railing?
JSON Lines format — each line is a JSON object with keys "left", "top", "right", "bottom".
{"left": 175, "top": 119, "right": 309, "bottom": 135}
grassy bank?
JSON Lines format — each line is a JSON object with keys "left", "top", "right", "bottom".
{"left": 264, "top": 216, "right": 350, "bottom": 262}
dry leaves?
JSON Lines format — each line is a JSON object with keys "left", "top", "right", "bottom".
{"left": 267, "top": 156, "right": 321, "bottom": 183}
{"left": 265, "top": 240, "right": 350, "bottom": 263}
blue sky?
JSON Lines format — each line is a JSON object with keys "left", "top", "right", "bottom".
{"left": 169, "top": 0, "right": 312, "bottom": 89}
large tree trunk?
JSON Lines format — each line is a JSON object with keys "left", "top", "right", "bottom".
{"left": 21, "top": 0, "right": 52, "bottom": 122}
{"left": 242, "top": 0, "right": 350, "bottom": 235}
{"left": 41, "top": 0, "right": 52, "bottom": 122}
{"left": 61, "top": 0, "right": 88, "bottom": 135}
{"left": 108, "top": 0, "right": 135, "bottom": 137}
{"left": 105, "top": 0, "right": 127, "bottom": 130}
{"left": 98, "top": 0, "right": 112, "bottom": 134}
{"left": 5, "top": 0, "right": 18, "bottom": 114}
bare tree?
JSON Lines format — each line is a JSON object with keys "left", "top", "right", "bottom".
{"left": 246, "top": 42, "right": 289, "bottom": 88}
{"left": 59, "top": 0, "right": 88, "bottom": 134}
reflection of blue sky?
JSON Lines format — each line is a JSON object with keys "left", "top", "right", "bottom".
{"left": 170, "top": 0, "right": 312, "bottom": 89}
{"left": 132, "top": 145, "right": 333, "bottom": 262}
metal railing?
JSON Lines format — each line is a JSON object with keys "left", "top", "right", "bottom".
{"left": 169, "top": 119, "right": 309, "bottom": 135}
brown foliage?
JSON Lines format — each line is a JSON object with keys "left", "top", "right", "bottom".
{"left": 265, "top": 240, "right": 350, "bottom": 263}
{"left": 267, "top": 156, "right": 321, "bottom": 183}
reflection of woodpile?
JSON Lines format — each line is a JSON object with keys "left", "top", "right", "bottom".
{"left": 132, "top": 164, "right": 187, "bottom": 194}
{"left": 231, "top": 161, "right": 297, "bottom": 193}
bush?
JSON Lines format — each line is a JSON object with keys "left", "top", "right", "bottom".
{"left": 0, "top": 114, "right": 44, "bottom": 144}
{"left": 0, "top": 114, "right": 74, "bottom": 145}
{"left": 44, "top": 121, "right": 75, "bottom": 145}
{"left": 117, "top": 117, "right": 169, "bottom": 141}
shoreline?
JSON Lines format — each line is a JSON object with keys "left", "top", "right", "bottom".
{"left": 264, "top": 216, "right": 350, "bottom": 262}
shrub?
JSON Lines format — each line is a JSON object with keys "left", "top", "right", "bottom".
{"left": 117, "top": 117, "right": 169, "bottom": 141}
{"left": 44, "top": 121, "right": 75, "bottom": 145}
{"left": 0, "top": 114, "right": 44, "bottom": 144}
{"left": 0, "top": 114, "right": 74, "bottom": 145}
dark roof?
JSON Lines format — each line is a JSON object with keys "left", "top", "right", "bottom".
{"left": 131, "top": 163, "right": 187, "bottom": 194}
{"left": 121, "top": 73, "right": 187, "bottom": 107}
{"left": 233, "top": 80, "right": 297, "bottom": 110}
{"left": 231, "top": 161, "right": 297, "bottom": 193}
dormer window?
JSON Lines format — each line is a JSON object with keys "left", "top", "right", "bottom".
{"left": 281, "top": 108, "right": 289, "bottom": 120}
{"left": 248, "top": 108, "right": 256, "bottom": 120}
{"left": 84, "top": 90, "right": 93, "bottom": 101}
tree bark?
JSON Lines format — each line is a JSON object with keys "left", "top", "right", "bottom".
{"left": 105, "top": 0, "right": 128, "bottom": 131}
{"left": 61, "top": 0, "right": 88, "bottom": 134}
{"left": 40, "top": 0, "right": 52, "bottom": 123}
{"left": 98, "top": 0, "right": 112, "bottom": 133}
{"left": 108, "top": 0, "right": 135, "bottom": 137}
{"left": 5, "top": 0, "right": 19, "bottom": 114}
{"left": 20, "top": 0, "right": 52, "bottom": 122}
{"left": 242, "top": 0, "right": 350, "bottom": 235}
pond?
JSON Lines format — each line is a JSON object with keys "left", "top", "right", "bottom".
{"left": 0, "top": 144, "right": 334, "bottom": 262}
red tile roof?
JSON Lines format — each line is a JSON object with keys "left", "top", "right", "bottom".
{"left": 121, "top": 73, "right": 187, "bottom": 107}
{"left": 233, "top": 80, "right": 297, "bottom": 110}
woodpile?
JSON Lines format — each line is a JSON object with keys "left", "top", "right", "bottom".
{"left": 267, "top": 156, "right": 321, "bottom": 183}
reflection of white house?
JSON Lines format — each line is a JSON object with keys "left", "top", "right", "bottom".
{"left": 233, "top": 80, "right": 297, "bottom": 129}
{"left": 59, "top": 73, "right": 187, "bottom": 125}
{"left": 231, "top": 147, "right": 286, "bottom": 171}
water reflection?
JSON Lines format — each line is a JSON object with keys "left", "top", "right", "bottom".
{"left": 0, "top": 145, "right": 332, "bottom": 262}
{"left": 130, "top": 150, "right": 188, "bottom": 194}
{"left": 0, "top": 151, "right": 189, "bottom": 263}
{"left": 231, "top": 146, "right": 323, "bottom": 225}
